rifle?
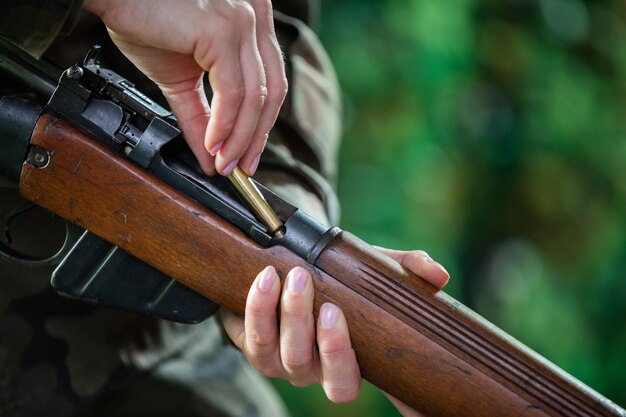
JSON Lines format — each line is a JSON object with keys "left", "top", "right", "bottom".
{"left": 0, "top": 39, "right": 624, "bottom": 417}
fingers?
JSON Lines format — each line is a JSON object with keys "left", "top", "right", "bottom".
{"left": 400, "top": 251, "right": 449, "bottom": 289}
{"left": 233, "top": 265, "right": 321, "bottom": 386}
{"left": 238, "top": 0, "right": 288, "bottom": 176}
{"left": 242, "top": 266, "right": 283, "bottom": 376}
{"left": 279, "top": 267, "right": 319, "bottom": 386}
{"left": 317, "top": 303, "right": 362, "bottom": 403}
{"left": 203, "top": 35, "right": 248, "bottom": 174}
{"left": 231, "top": 265, "right": 361, "bottom": 405}
{"left": 378, "top": 247, "right": 450, "bottom": 289}
{"left": 202, "top": 1, "right": 287, "bottom": 176}
{"left": 213, "top": 34, "right": 266, "bottom": 175}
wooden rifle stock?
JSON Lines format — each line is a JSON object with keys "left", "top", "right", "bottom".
{"left": 19, "top": 113, "right": 625, "bottom": 417}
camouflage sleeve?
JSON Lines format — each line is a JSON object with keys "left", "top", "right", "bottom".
{"left": 274, "top": 11, "right": 342, "bottom": 186}
{"left": 0, "top": 0, "right": 83, "bottom": 58}
{"left": 258, "top": 10, "right": 343, "bottom": 225}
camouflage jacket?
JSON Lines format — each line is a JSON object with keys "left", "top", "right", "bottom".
{"left": 0, "top": 0, "right": 83, "bottom": 58}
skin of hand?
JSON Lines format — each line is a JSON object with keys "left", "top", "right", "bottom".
{"left": 221, "top": 248, "right": 450, "bottom": 414}
{"left": 83, "top": 0, "right": 288, "bottom": 177}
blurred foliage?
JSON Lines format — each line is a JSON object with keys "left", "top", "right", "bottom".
{"left": 273, "top": 0, "right": 626, "bottom": 415}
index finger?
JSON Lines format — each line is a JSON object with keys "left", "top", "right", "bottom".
{"left": 203, "top": 47, "right": 246, "bottom": 163}
{"left": 375, "top": 247, "right": 450, "bottom": 289}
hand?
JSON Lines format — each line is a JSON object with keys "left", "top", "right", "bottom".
{"left": 221, "top": 248, "right": 449, "bottom": 409}
{"left": 83, "top": 0, "right": 287, "bottom": 176}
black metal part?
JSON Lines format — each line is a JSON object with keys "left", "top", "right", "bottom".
{"left": 306, "top": 227, "right": 343, "bottom": 264}
{"left": 269, "top": 209, "right": 334, "bottom": 261}
{"left": 83, "top": 45, "right": 101, "bottom": 67}
{"left": 0, "top": 96, "right": 42, "bottom": 187}
{"left": 26, "top": 146, "right": 50, "bottom": 168}
{"left": 0, "top": 214, "right": 83, "bottom": 268}
{"left": 130, "top": 117, "right": 180, "bottom": 168}
{"left": 0, "top": 36, "right": 61, "bottom": 97}
{"left": 52, "top": 230, "right": 219, "bottom": 324}
{"left": 156, "top": 139, "right": 273, "bottom": 245}
{"left": 47, "top": 70, "right": 125, "bottom": 152}
{"left": 66, "top": 65, "right": 84, "bottom": 80}
{"left": 81, "top": 98, "right": 124, "bottom": 138}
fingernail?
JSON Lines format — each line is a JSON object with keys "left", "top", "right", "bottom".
{"left": 258, "top": 266, "right": 276, "bottom": 291}
{"left": 319, "top": 303, "right": 339, "bottom": 329}
{"left": 288, "top": 267, "right": 307, "bottom": 293}
{"left": 249, "top": 155, "right": 261, "bottom": 176}
{"left": 223, "top": 158, "right": 239, "bottom": 176}
{"left": 208, "top": 141, "right": 224, "bottom": 156}
{"left": 426, "top": 256, "right": 449, "bottom": 275}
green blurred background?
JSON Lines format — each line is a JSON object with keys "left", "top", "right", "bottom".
{"left": 272, "top": 0, "right": 626, "bottom": 415}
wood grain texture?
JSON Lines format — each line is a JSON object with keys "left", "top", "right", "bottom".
{"left": 19, "top": 114, "right": 625, "bottom": 417}
{"left": 316, "top": 233, "right": 624, "bottom": 417}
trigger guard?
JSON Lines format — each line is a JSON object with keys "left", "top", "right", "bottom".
{"left": 0, "top": 212, "right": 83, "bottom": 268}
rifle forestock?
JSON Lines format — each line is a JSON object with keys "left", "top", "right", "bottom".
{"left": 19, "top": 113, "right": 626, "bottom": 417}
